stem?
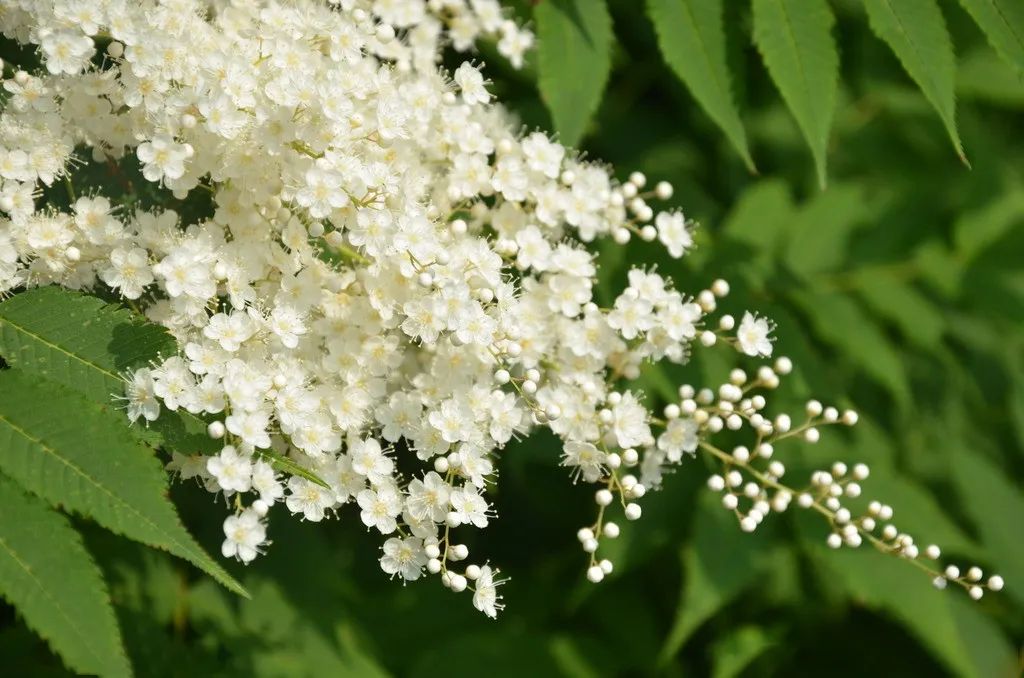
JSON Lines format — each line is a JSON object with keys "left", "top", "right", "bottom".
{"left": 697, "top": 441, "right": 954, "bottom": 585}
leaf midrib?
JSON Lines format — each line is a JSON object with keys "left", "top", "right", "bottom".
{"left": 0, "top": 313, "right": 210, "bottom": 438}
{"left": 983, "top": 0, "right": 1024, "bottom": 59}
{"left": 880, "top": 0, "right": 949, "bottom": 114}
{"left": 0, "top": 534, "right": 112, "bottom": 673}
{"left": 0, "top": 409, "right": 210, "bottom": 574}
{"left": 681, "top": 1, "right": 729, "bottom": 110}
{"left": 776, "top": 0, "right": 817, "bottom": 139}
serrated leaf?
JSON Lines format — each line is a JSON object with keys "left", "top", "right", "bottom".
{"left": 646, "top": 0, "right": 754, "bottom": 170}
{"left": 534, "top": 0, "right": 613, "bottom": 147}
{"left": 658, "top": 493, "right": 772, "bottom": 665}
{"left": 861, "top": 0, "right": 966, "bottom": 162}
{"left": 752, "top": 0, "right": 838, "bottom": 187}
{"left": 958, "top": 0, "right": 1024, "bottom": 76}
{"left": 0, "top": 287, "right": 215, "bottom": 454}
{"left": 0, "top": 475, "right": 130, "bottom": 677}
{"left": 949, "top": 447, "right": 1024, "bottom": 608}
{"left": 0, "top": 370, "right": 246, "bottom": 598}
{"left": 258, "top": 449, "right": 330, "bottom": 490}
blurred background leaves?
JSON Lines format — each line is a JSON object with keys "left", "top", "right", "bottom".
{"left": 3, "top": 0, "right": 1024, "bottom": 675}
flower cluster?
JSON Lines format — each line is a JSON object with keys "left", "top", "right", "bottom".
{"left": 0, "top": 0, "right": 1001, "bottom": 617}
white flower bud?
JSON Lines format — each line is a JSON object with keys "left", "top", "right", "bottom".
{"left": 207, "top": 421, "right": 226, "bottom": 439}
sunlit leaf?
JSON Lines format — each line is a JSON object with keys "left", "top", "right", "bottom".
{"left": 752, "top": 0, "right": 838, "bottom": 187}
{"left": 646, "top": 0, "right": 754, "bottom": 170}
{"left": 958, "top": 0, "right": 1024, "bottom": 76}
{"left": 0, "top": 476, "right": 130, "bottom": 677}
{"left": 534, "top": 0, "right": 613, "bottom": 147}
{"left": 861, "top": 0, "right": 965, "bottom": 162}
{"left": 0, "top": 369, "right": 246, "bottom": 597}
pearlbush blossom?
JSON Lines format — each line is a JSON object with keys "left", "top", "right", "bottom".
{"left": 0, "top": 0, "right": 1002, "bottom": 618}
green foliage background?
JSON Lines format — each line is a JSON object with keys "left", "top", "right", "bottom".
{"left": 2, "top": 0, "right": 1024, "bottom": 675}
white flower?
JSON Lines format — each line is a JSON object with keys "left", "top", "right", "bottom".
{"left": 657, "top": 418, "right": 699, "bottom": 463}
{"left": 737, "top": 311, "right": 774, "bottom": 357}
{"left": 0, "top": 0, "right": 904, "bottom": 621}
{"left": 251, "top": 460, "right": 284, "bottom": 506}
{"left": 225, "top": 409, "right": 272, "bottom": 449}
{"left": 561, "top": 441, "right": 605, "bottom": 483}
{"left": 450, "top": 485, "right": 490, "bottom": 528}
{"left": 406, "top": 471, "right": 451, "bottom": 522}
{"left": 472, "top": 565, "right": 505, "bottom": 619}
{"left": 221, "top": 509, "right": 266, "bottom": 563}
{"left": 611, "top": 392, "right": 652, "bottom": 450}
{"left": 655, "top": 211, "right": 692, "bottom": 258}
{"left": 521, "top": 132, "right": 564, "bottom": 179}
{"left": 207, "top": 445, "right": 253, "bottom": 493}
{"left": 204, "top": 312, "right": 257, "bottom": 352}
{"left": 101, "top": 247, "right": 154, "bottom": 299}
{"left": 357, "top": 486, "right": 402, "bottom": 534}
{"left": 124, "top": 368, "right": 160, "bottom": 423}
{"left": 607, "top": 291, "right": 655, "bottom": 340}
{"left": 137, "top": 134, "right": 189, "bottom": 182}
{"left": 40, "top": 30, "right": 94, "bottom": 75}
{"left": 379, "top": 537, "right": 428, "bottom": 581}
{"left": 454, "top": 63, "right": 490, "bottom": 105}
{"left": 349, "top": 438, "right": 394, "bottom": 485}
{"left": 286, "top": 476, "right": 335, "bottom": 522}
{"left": 268, "top": 305, "right": 307, "bottom": 349}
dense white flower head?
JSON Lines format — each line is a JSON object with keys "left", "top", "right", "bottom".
{"left": 0, "top": 0, "right": 998, "bottom": 617}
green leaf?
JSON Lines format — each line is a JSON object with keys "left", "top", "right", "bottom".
{"left": 948, "top": 595, "right": 1019, "bottom": 678}
{"left": 952, "top": 188, "right": 1024, "bottom": 262}
{"left": 658, "top": 493, "right": 770, "bottom": 665}
{"left": 751, "top": 0, "right": 838, "bottom": 187}
{"left": 802, "top": 529, "right": 980, "bottom": 678}
{"left": 957, "top": 46, "right": 1024, "bottom": 107}
{"left": 855, "top": 275, "right": 945, "bottom": 351}
{"left": 0, "top": 370, "right": 247, "bottom": 598}
{"left": 720, "top": 179, "right": 794, "bottom": 251}
{"left": 949, "top": 447, "right": 1024, "bottom": 608}
{"left": 646, "top": 0, "right": 754, "bottom": 170}
{"left": 534, "top": 0, "right": 614, "bottom": 147}
{"left": 0, "top": 475, "right": 130, "bottom": 677}
{"left": 0, "top": 287, "right": 215, "bottom": 454}
{"left": 257, "top": 449, "right": 330, "bottom": 490}
{"left": 785, "top": 183, "right": 867, "bottom": 278}
{"left": 792, "top": 291, "right": 910, "bottom": 405}
{"left": 711, "top": 626, "right": 774, "bottom": 678}
{"left": 958, "top": 0, "right": 1024, "bottom": 76}
{"left": 189, "top": 577, "right": 390, "bottom": 677}
{"left": 861, "top": 0, "right": 965, "bottom": 162}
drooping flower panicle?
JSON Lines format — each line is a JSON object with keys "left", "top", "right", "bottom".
{"left": 0, "top": 0, "right": 1001, "bottom": 617}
